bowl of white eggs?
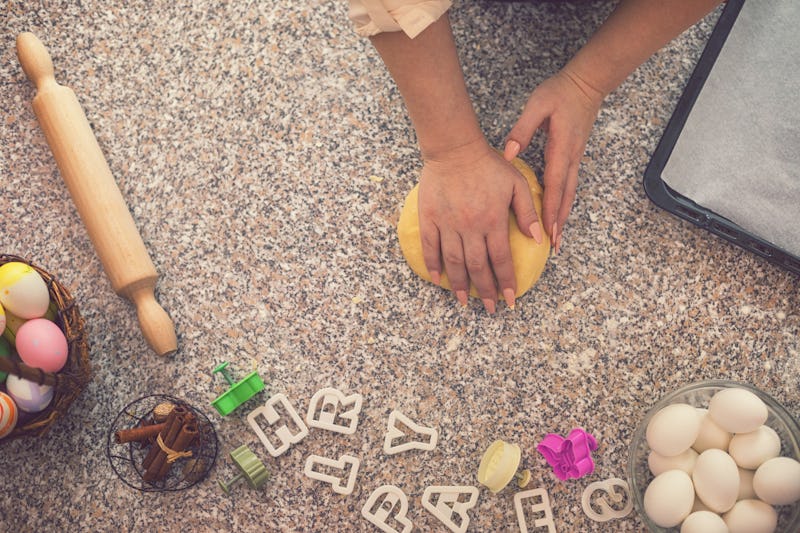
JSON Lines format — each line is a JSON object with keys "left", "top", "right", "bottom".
{"left": 627, "top": 380, "right": 800, "bottom": 532}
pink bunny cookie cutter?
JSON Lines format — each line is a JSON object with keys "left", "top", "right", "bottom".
{"left": 536, "top": 428, "right": 597, "bottom": 481}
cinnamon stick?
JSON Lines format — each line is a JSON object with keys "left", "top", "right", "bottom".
{"left": 115, "top": 422, "right": 166, "bottom": 444}
{"left": 141, "top": 405, "right": 187, "bottom": 474}
{"left": 154, "top": 422, "right": 198, "bottom": 480}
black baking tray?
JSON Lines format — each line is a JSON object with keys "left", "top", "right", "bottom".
{"left": 643, "top": 0, "right": 800, "bottom": 275}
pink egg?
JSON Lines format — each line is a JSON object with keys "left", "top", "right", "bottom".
{"left": 15, "top": 318, "right": 68, "bottom": 372}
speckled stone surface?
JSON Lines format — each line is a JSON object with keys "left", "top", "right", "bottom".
{"left": 1, "top": 1, "right": 798, "bottom": 531}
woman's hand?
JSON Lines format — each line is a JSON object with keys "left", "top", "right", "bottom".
{"left": 417, "top": 138, "right": 542, "bottom": 312}
{"left": 504, "top": 68, "right": 604, "bottom": 253}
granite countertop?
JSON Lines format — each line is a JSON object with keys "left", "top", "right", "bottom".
{"left": 1, "top": 1, "right": 797, "bottom": 531}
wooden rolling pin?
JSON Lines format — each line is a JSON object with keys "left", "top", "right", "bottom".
{"left": 16, "top": 32, "right": 177, "bottom": 356}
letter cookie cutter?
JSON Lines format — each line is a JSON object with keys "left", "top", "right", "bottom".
{"left": 421, "top": 485, "right": 479, "bottom": 533}
{"left": 305, "top": 387, "right": 363, "bottom": 435}
{"left": 514, "top": 488, "right": 557, "bottom": 533}
{"left": 303, "top": 453, "right": 361, "bottom": 496}
{"left": 383, "top": 410, "right": 438, "bottom": 455}
{"left": 536, "top": 428, "right": 597, "bottom": 481}
{"left": 361, "top": 484, "right": 413, "bottom": 533}
{"left": 581, "top": 477, "right": 633, "bottom": 522}
{"left": 247, "top": 392, "right": 309, "bottom": 457}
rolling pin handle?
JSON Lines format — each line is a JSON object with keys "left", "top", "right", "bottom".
{"left": 16, "top": 32, "right": 57, "bottom": 91}
{"left": 128, "top": 286, "right": 178, "bottom": 357}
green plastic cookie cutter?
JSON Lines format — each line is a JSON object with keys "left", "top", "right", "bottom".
{"left": 211, "top": 362, "right": 265, "bottom": 416}
{"left": 218, "top": 444, "right": 270, "bottom": 495}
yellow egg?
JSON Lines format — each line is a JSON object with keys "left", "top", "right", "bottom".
{"left": 0, "top": 262, "right": 50, "bottom": 319}
{"left": 397, "top": 156, "right": 550, "bottom": 299}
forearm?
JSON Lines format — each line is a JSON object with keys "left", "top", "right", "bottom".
{"left": 566, "top": 0, "right": 724, "bottom": 97}
{"left": 369, "top": 14, "right": 484, "bottom": 160}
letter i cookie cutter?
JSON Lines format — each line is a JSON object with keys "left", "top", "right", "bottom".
{"left": 361, "top": 485, "right": 413, "bottom": 533}
{"left": 247, "top": 392, "right": 309, "bottom": 457}
{"left": 305, "top": 387, "right": 363, "bottom": 434}
{"left": 421, "top": 485, "right": 480, "bottom": 533}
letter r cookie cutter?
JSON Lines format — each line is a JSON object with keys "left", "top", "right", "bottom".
{"left": 305, "top": 387, "right": 363, "bottom": 434}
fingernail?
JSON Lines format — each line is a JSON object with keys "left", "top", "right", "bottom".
{"left": 503, "top": 288, "right": 516, "bottom": 310}
{"left": 430, "top": 271, "right": 441, "bottom": 286}
{"left": 482, "top": 298, "right": 496, "bottom": 314}
{"left": 551, "top": 222, "right": 558, "bottom": 256}
{"left": 555, "top": 232, "right": 563, "bottom": 255}
{"left": 529, "top": 221, "right": 543, "bottom": 244}
{"left": 504, "top": 139, "right": 520, "bottom": 160}
{"left": 456, "top": 290, "right": 468, "bottom": 307}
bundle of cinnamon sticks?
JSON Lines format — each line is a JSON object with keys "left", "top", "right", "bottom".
{"left": 115, "top": 403, "right": 199, "bottom": 482}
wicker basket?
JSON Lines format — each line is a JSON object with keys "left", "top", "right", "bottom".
{"left": 0, "top": 254, "right": 91, "bottom": 439}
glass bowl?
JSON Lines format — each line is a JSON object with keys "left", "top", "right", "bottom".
{"left": 627, "top": 380, "right": 800, "bottom": 532}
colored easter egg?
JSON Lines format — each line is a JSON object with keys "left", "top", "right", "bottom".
{"left": 0, "top": 300, "right": 5, "bottom": 332}
{"left": 15, "top": 318, "right": 68, "bottom": 373}
{"left": 0, "top": 336, "right": 11, "bottom": 382}
{"left": 0, "top": 391, "right": 19, "bottom": 438}
{"left": 6, "top": 374, "right": 54, "bottom": 413}
{"left": 0, "top": 262, "right": 50, "bottom": 319}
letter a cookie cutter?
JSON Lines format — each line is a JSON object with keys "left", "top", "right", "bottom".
{"left": 581, "top": 477, "right": 633, "bottom": 522}
{"left": 383, "top": 410, "right": 438, "bottom": 455}
{"left": 421, "top": 485, "right": 479, "bottom": 533}
{"left": 514, "top": 488, "right": 557, "bottom": 533}
{"left": 303, "top": 453, "right": 361, "bottom": 496}
{"left": 305, "top": 387, "right": 363, "bottom": 435}
{"left": 247, "top": 392, "right": 309, "bottom": 457}
{"left": 361, "top": 484, "right": 413, "bottom": 533}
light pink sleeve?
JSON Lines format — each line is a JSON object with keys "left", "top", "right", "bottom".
{"left": 349, "top": 0, "right": 452, "bottom": 39}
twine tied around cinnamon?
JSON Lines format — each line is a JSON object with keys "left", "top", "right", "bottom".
{"left": 156, "top": 433, "right": 193, "bottom": 463}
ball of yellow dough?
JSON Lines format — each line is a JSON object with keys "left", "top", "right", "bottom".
{"left": 397, "top": 156, "right": 550, "bottom": 299}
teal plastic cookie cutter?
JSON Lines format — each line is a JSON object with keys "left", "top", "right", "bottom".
{"left": 211, "top": 362, "right": 265, "bottom": 416}
{"left": 218, "top": 444, "right": 270, "bottom": 495}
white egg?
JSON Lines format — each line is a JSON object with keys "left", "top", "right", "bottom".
{"left": 737, "top": 467, "right": 756, "bottom": 500}
{"left": 649, "top": 447, "right": 698, "bottom": 476}
{"left": 680, "top": 510, "right": 728, "bottom": 533}
{"left": 644, "top": 469, "right": 695, "bottom": 528}
{"left": 708, "top": 388, "right": 768, "bottom": 434}
{"left": 693, "top": 449, "right": 740, "bottom": 513}
{"left": 693, "top": 408, "right": 732, "bottom": 453}
{"left": 728, "top": 426, "right": 780, "bottom": 469}
{"left": 752, "top": 456, "right": 800, "bottom": 505}
{"left": 646, "top": 403, "right": 701, "bottom": 457}
{"left": 723, "top": 499, "right": 777, "bottom": 533}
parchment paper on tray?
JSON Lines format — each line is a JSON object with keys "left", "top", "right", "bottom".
{"left": 661, "top": 0, "right": 800, "bottom": 258}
